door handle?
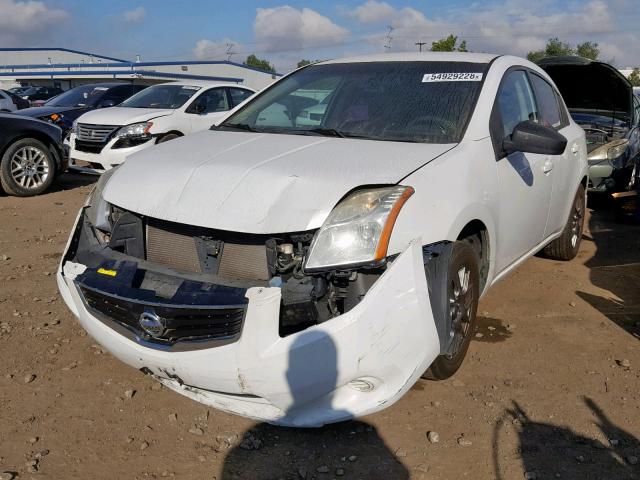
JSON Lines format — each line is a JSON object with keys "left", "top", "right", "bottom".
{"left": 571, "top": 143, "right": 580, "bottom": 156}
{"left": 543, "top": 158, "right": 554, "bottom": 174}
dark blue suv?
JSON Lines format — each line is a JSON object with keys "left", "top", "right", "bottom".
{"left": 16, "top": 83, "right": 147, "bottom": 135}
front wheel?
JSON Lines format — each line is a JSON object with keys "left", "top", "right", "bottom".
{"left": 156, "top": 133, "right": 180, "bottom": 144}
{"left": 542, "top": 184, "right": 585, "bottom": 261}
{"left": 0, "top": 138, "right": 55, "bottom": 196}
{"left": 423, "top": 241, "right": 480, "bottom": 380}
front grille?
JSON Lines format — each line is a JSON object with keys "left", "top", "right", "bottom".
{"left": 74, "top": 139, "right": 106, "bottom": 154}
{"left": 80, "top": 285, "right": 246, "bottom": 346}
{"left": 77, "top": 123, "right": 119, "bottom": 143}
{"left": 145, "top": 217, "right": 270, "bottom": 281}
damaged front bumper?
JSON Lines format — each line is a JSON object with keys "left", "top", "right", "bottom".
{"left": 57, "top": 210, "right": 441, "bottom": 427}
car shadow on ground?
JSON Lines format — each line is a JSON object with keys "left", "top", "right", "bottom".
{"left": 220, "top": 420, "right": 409, "bottom": 480}
{"left": 492, "top": 397, "right": 639, "bottom": 479}
{"left": 219, "top": 330, "right": 409, "bottom": 479}
{"left": 576, "top": 199, "right": 640, "bottom": 341}
{"left": 49, "top": 172, "right": 98, "bottom": 193}
{"left": 0, "top": 171, "right": 97, "bottom": 197}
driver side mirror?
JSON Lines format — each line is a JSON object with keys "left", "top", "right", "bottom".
{"left": 98, "top": 99, "right": 116, "bottom": 108}
{"left": 503, "top": 121, "right": 567, "bottom": 156}
{"left": 191, "top": 103, "right": 206, "bottom": 114}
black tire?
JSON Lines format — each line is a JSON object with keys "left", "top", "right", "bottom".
{"left": 423, "top": 241, "right": 480, "bottom": 380}
{"left": 156, "top": 133, "right": 180, "bottom": 144}
{"left": 542, "top": 184, "right": 585, "bottom": 261}
{"left": 0, "top": 138, "right": 56, "bottom": 197}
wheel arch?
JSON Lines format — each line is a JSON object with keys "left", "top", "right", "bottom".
{"left": 456, "top": 219, "right": 491, "bottom": 293}
{"left": 156, "top": 130, "right": 184, "bottom": 143}
{"left": 447, "top": 206, "right": 497, "bottom": 295}
{"left": 0, "top": 132, "right": 63, "bottom": 173}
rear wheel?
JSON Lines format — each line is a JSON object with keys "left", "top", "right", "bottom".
{"left": 542, "top": 184, "right": 585, "bottom": 260}
{"left": 423, "top": 241, "right": 480, "bottom": 380}
{"left": 0, "top": 138, "right": 55, "bottom": 196}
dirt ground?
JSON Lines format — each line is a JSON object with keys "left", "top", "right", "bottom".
{"left": 0, "top": 173, "right": 639, "bottom": 480}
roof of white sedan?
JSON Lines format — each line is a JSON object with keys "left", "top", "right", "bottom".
{"left": 321, "top": 52, "right": 499, "bottom": 65}
{"left": 159, "top": 80, "right": 246, "bottom": 88}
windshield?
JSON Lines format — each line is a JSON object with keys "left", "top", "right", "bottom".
{"left": 22, "top": 87, "right": 42, "bottom": 95}
{"left": 45, "top": 85, "right": 108, "bottom": 107}
{"left": 120, "top": 84, "right": 200, "bottom": 109}
{"left": 221, "top": 61, "right": 488, "bottom": 143}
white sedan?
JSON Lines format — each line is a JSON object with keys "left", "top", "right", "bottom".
{"left": 67, "top": 81, "right": 255, "bottom": 173}
{"left": 57, "top": 52, "right": 587, "bottom": 427}
{"left": 0, "top": 89, "right": 18, "bottom": 112}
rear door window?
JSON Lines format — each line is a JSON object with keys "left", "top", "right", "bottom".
{"left": 530, "top": 74, "right": 563, "bottom": 128}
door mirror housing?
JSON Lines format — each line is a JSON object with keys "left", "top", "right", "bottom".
{"left": 190, "top": 103, "right": 206, "bottom": 114}
{"left": 503, "top": 121, "right": 567, "bottom": 156}
{"left": 98, "top": 99, "right": 116, "bottom": 108}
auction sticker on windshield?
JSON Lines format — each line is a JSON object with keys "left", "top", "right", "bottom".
{"left": 422, "top": 72, "right": 483, "bottom": 82}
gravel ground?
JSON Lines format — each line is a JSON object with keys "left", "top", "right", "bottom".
{"left": 0, "top": 174, "right": 638, "bottom": 480}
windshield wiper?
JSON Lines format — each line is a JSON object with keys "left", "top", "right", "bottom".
{"left": 216, "top": 123, "right": 257, "bottom": 132}
{"left": 306, "top": 128, "right": 346, "bottom": 138}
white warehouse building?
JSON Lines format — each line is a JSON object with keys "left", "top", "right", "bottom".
{"left": 0, "top": 47, "right": 280, "bottom": 91}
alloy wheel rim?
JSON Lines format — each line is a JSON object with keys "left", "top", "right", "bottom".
{"left": 447, "top": 265, "right": 474, "bottom": 358}
{"left": 10, "top": 146, "right": 50, "bottom": 189}
{"left": 570, "top": 198, "right": 584, "bottom": 248}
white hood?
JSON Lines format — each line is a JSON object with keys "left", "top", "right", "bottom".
{"left": 103, "top": 130, "right": 454, "bottom": 233}
{"left": 77, "top": 106, "right": 174, "bottom": 126}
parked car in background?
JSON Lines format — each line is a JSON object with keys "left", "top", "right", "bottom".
{"left": 21, "top": 86, "right": 64, "bottom": 105}
{"left": 539, "top": 56, "right": 640, "bottom": 193}
{"left": 295, "top": 96, "right": 329, "bottom": 126}
{"left": 67, "top": 81, "right": 254, "bottom": 173}
{"left": 58, "top": 53, "right": 588, "bottom": 427}
{"left": 3, "top": 90, "right": 30, "bottom": 110}
{"left": 9, "top": 86, "right": 31, "bottom": 96}
{"left": 0, "top": 90, "right": 24, "bottom": 112}
{"left": 0, "top": 113, "right": 65, "bottom": 196}
{"left": 15, "top": 83, "right": 147, "bottom": 135}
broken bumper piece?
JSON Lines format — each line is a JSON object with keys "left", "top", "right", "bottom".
{"left": 57, "top": 217, "right": 440, "bottom": 427}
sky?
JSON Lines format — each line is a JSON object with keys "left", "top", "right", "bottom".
{"left": 1, "top": 0, "right": 639, "bottom": 72}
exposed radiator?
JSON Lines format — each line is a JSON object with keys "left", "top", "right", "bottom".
{"left": 147, "top": 222, "right": 202, "bottom": 273}
{"left": 218, "top": 243, "right": 269, "bottom": 281}
{"left": 145, "top": 219, "right": 269, "bottom": 281}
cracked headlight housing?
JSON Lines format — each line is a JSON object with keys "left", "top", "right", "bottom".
{"left": 85, "top": 167, "right": 117, "bottom": 233}
{"left": 304, "top": 186, "right": 414, "bottom": 272}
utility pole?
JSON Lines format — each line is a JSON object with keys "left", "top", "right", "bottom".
{"left": 384, "top": 26, "right": 394, "bottom": 52}
{"left": 415, "top": 42, "right": 427, "bottom": 52}
{"left": 225, "top": 43, "right": 237, "bottom": 62}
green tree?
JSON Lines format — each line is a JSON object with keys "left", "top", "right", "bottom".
{"left": 431, "top": 35, "right": 468, "bottom": 52}
{"left": 297, "top": 59, "right": 312, "bottom": 68}
{"left": 527, "top": 37, "right": 574, "bottom": 62}
{"left": 628, "top": 68, "right": 640, "bottom": 87}
{"left": 244, "top": 54, "right": 276, "bottom": 73}
{"left": 576, "top": 41, "right": 599, "bottom": 60}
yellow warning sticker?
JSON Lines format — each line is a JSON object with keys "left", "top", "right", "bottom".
{"left": 97, "top": 268, "right": 117, "bottom": 277}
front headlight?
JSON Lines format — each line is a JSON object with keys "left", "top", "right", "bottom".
{"left": 587, "top": 139, "right": 629, "bottom": 162}
{"left": 40, "top": 113, "right": 63, "bottom": 124}
{"left": 71, "top": 119, "right": 78, "bottom": 134}
{"left": 304, "top": 186, "right": 414, "bottom": 271}
{"left": 116, "top": 121, "right": 153, "bottom": 139}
